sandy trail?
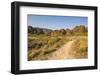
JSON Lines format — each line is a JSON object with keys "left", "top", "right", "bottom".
{"left": 49, "top": 40, "right": 77, "bottom": 60}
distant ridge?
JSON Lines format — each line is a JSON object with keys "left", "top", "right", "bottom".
{"left": 28, "top": 25, "right": 87, "bottom": 35}
{"left": 28, "top": 26, "right": 52, "bottom": 35}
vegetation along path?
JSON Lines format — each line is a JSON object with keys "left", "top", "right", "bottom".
{"left": 49, "top": 39, "right": 81, "bottom": 59}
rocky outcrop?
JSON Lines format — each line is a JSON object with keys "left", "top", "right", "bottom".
{"left": 28, "top": 25, "right": 87, "bottom": 35}
{"left": 28, "top": 26, "right": 52, "bottom": 35}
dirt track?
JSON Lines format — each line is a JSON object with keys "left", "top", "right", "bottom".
{"left": 49, "top": 40, "right": 77, "bottom": 59}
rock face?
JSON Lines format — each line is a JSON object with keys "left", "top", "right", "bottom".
{"left": 66, "top": 29, "right": 73, "bottom": 35}
{"left": 28, "top": 25, "right": 87, "bottom": 35}
{"left": 28, "top": 26, "right": 52, "bottom": 35}
{"left": 72, "top": 25, "right": 87, "bottom": 33}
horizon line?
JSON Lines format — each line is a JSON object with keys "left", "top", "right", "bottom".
{"left": 28, "top": 24, "right": 87, "bottom": 30}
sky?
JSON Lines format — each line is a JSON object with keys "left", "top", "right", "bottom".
{"left": 28, "top": 15, "right": 88, "bottom": 30}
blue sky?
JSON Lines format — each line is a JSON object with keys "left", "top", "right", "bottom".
{"left": 28, "top": 15, "right": 88, "bottom": 30}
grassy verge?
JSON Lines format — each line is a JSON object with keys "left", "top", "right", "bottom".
{"left": 28, "top": 34, "right": 88, "bottom": 60}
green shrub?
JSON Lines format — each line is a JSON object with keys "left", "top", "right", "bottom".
{"left": 48, "top": 37, "right": 61, "bottom": 45}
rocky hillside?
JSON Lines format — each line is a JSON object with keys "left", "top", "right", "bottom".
{"left": 72, "top": 25, "right": 87, "bottom": 33}
{"left": 28, "top": 26, "right": 52, "bottom": 35}
{"left": 28, "top": 25, "right": 88, "bottom": 60}
{"left": 28, "top": 25, "right": 87, "bottom": 36}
